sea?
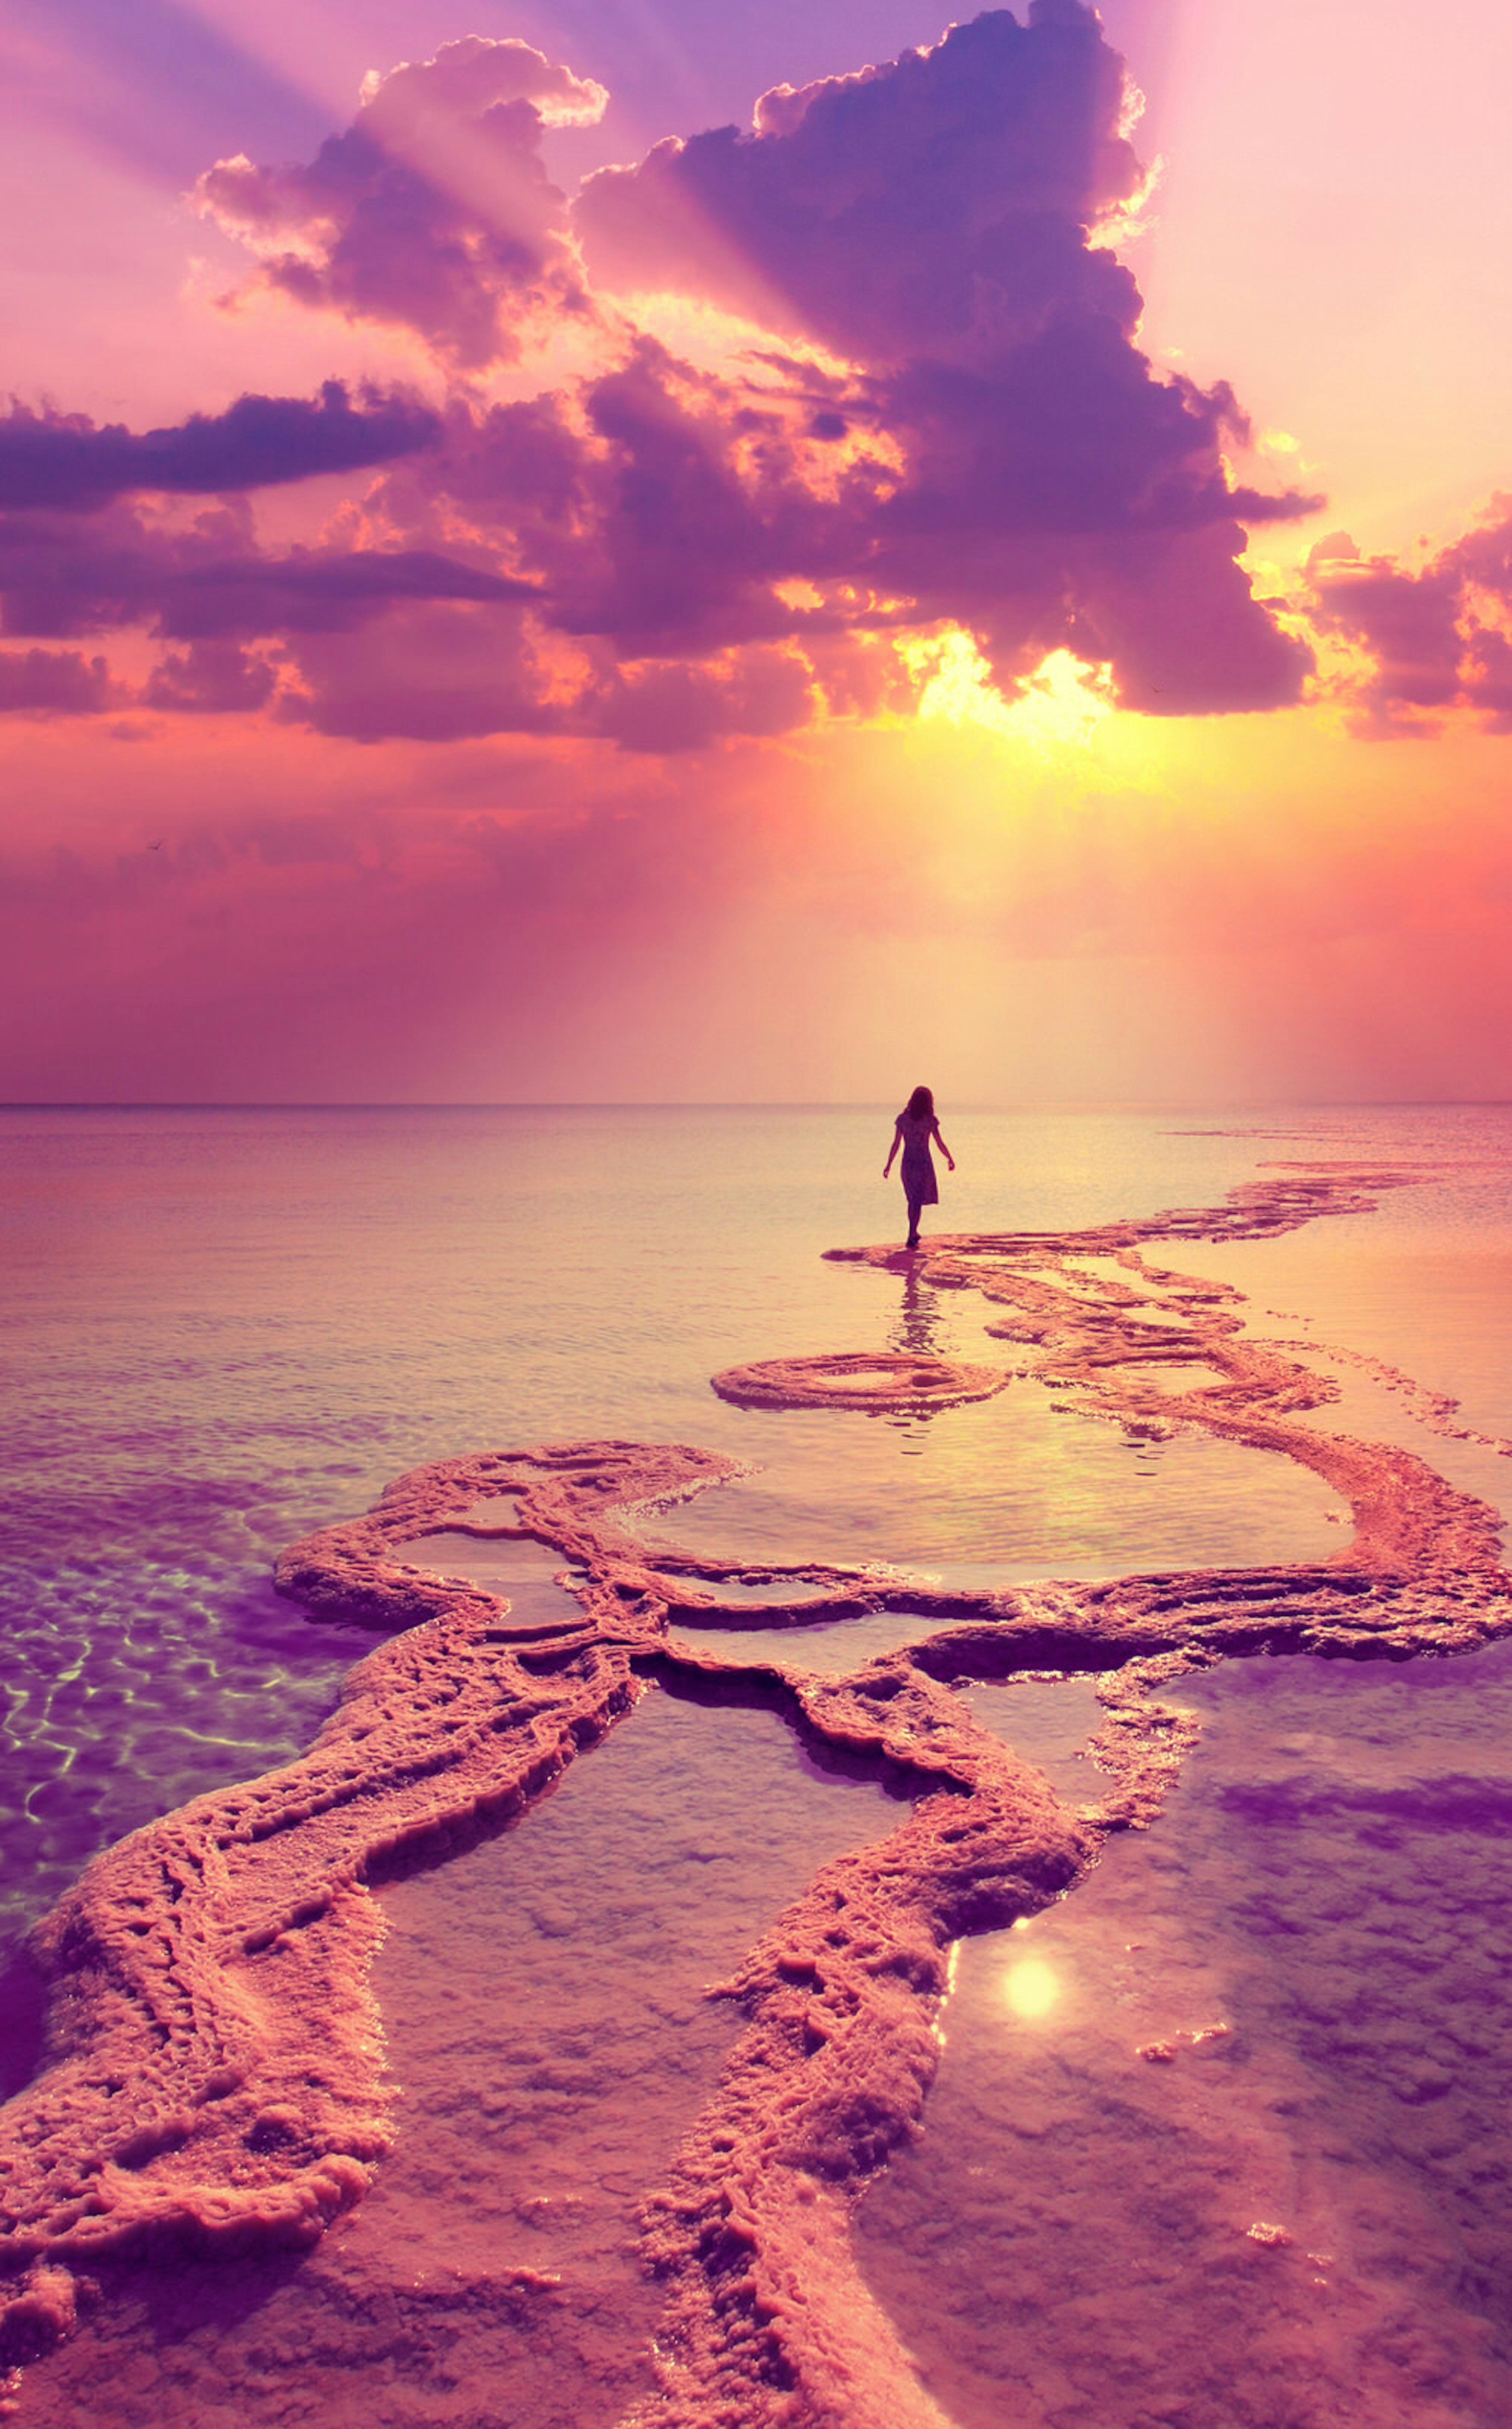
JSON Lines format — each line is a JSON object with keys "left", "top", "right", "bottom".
{"left": 4, "top": 1102, "right": 1512, "bottom": 2426}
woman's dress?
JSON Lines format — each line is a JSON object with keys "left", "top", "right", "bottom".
{"left": 897, "top": 1114, "right": 939, "bottom": 1205}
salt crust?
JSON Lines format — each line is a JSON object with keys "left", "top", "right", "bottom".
{"left": 3, "top": 1157, "right": 1510, "bottom": 2427}
{"left": 710, "top": 1351, "right": 1010, "bottom": 1413}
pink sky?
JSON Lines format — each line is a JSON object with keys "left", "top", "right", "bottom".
{"left": 4, "top": 0, "right": 1512, "bottom": 1102}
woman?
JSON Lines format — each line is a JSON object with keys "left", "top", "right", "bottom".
{"left": 883, "top": 1084, "right": 955, "bottom": 1249}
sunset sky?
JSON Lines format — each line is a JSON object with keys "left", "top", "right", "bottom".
{"left": 5, "top": 0, "right": 1512, "bottom": 1104}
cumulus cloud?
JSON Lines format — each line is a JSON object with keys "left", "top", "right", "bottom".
{"left": 278, "top": 601, "right": 563, "bottom": 742}
{"left": 1307, "top": 508, "right": 1512, "bottom": 732}
{"left": 567, "top": 5, "right": 1318, "bottom": 713}
{"left": 597, "top": 641, "right": 817, "bottom": 753}
{"left": 9, "top": 6, "right": 1325, "bottom": 742}
{"left": 0, "top": 647, "right": 113, "bottom": 714}
{"left": 195, "top": 38, "right": 605, "bottom": 369}
{"left": 143, "top": 641, "right": 276, "bottom": 715}
{"left": 575, "top": 1, "right": 1143, "bottom": 363}
{"left": 0, "top": 384, "right": 438, "bottom": 511}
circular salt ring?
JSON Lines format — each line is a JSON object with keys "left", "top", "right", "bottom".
{"left": 710, "top": 1351, "right": 1010, "bottom": 1413}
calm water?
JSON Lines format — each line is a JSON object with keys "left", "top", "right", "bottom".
{"left": 4, "top": 1102, "right": 1512, "bottom": 2417}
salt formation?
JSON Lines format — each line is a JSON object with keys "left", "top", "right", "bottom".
{"left": 3, "top": 1159, "right": 1509, "bottom": 2427}
{"left": 710, "top": 1350, "right": 1009, "bottom": 1412}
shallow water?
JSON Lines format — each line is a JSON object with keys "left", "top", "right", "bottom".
{"left": 6, "top": 1102, "right": 1512, "bottom": 2420}
{"left": 855, "top": 1643, "right": 1512, "bottom": 2427}
{"left": 958, "top": 1676, "right": 1106, "bottom": 1801}
{"left": 17, "top": 1681, "right": 904, "bottom": 2427}
{"left": 637, "top": 1390, "right": 1346, "bottom": 1575}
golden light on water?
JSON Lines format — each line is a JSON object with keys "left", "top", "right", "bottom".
{"left": 1002, "top": 1956, "right": 1062, "bottom": 2020}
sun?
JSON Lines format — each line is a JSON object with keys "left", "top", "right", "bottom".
{"left": 901, "top": 630, "right": 1115, "bottom": 752}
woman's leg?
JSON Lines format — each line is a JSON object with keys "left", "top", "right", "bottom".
{"left": 906, "top": 1194, "right": 922, "bottom": 1247}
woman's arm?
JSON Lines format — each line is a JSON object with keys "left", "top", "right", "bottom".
{"left": 883, "top": 1119, "right": 901, "bottom": 1178}
{"left": 934, "top": 1123, "right": 956, "bottom": 1172}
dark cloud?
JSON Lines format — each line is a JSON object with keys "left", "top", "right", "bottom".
{"left": 576, "top": 1, "right": 1143, "bottom": 364}
{"left": 1307, "top": 507, "right": 1512, "bottom": 733}
{"left": 596, "top": 643, "right": 816, "bottom": 752}
{"left": 143, "top": 640, "right": 276, "bottom": 714}
{"left": 160, "top": 547, "right": 536, "bottom": 638}
{"left": 374, "top": 317, "right": 1312, "bottom": 721}
{"left": 0, "top": 647, "right": 113, "bottom": 714}
{"left": 0, "top": 498, "right": 534, "bottom": 642}
{"left": 13, "top": 7, "right": 1325, "bottom": 745}
{"left": 195, "top": 40, "right": 606, "bottom": 370}
{"left": 566, "top": 6, "right": 1319, "bottom": 715}
{"left": 0, "top": 384, "right": 438, "bottom": 512}
{"left": 276, "top": 602, "right": 562, "bottom": 742}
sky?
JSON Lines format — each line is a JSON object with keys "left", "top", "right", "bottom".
{"left": 4, "top": 0, "right": 1512, "bottom": 1104}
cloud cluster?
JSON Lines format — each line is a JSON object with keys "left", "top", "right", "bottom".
{"left": 0, "top": 647, "right": 112, "bottom": 713}
{"left": 4, "top": 6, "right": 1322, "bottom": 737}
{"left": 1308, "top": 508, "right": 1512, "bottom": 732}
{"left": 195, "top": 39, "right": 605, "bottom": 370}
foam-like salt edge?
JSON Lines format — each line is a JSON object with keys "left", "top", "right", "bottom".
{"left": 3, "top": 1157, "right": 1510, "bottom": 2429}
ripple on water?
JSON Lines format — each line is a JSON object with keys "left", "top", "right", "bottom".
{"left": 0, "top": 1558, "right": 358, "bottom": 2098}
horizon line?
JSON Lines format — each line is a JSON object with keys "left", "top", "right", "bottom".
{"left": 3, "top": 1098, "right": 1511, "bottom": 1114}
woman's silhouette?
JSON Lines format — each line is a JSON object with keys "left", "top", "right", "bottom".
{"left": 883, "top": 1084, "right": 956, "bottom": 1249}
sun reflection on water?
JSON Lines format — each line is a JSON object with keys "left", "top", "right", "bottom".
{"left": 1002, "top": 1955, "right": 1062, "bottom": 2021}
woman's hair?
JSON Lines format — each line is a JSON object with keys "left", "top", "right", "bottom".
{"left": 904, "top": 1084, "right": 935, "bottom": 1121}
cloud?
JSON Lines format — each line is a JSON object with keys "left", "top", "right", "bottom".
{"left": 0, "top": 646, "right": 113, "bottom": 714}
{"left": 0, "top": 495, "right": 535, "bottom": 643}
{"left": 8, "top": 7, "right": 1323, "bottom": 745}
{"left": 1307, "top": 508, "right": 1512, "bottom": 733}
{"left": 279, "top": 601, "right": 563, "bottom": 741}
{"left": 0, "top": 383, "right": 438, "bottom": 511}
{"left": 159, "top": 547, "right": 536, "bottom": 636}
{"left": 575, "top": 1, "right": 1144, "bottom": 364}
{"left": 143, "top": 640, "right": 275, "bottom": 714}
{"left": 195, "top": 39, "right": 605, "bottom": 370}
{"left": 595, "top": 641, "right": 817, "bottom": 752}
{"left": 567, "top": 5, "right": 1319, "bottom": 715}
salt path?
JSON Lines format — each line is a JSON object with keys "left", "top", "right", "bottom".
{"left": 3, "top": 1159, "right": 1511, "bottom": 2425}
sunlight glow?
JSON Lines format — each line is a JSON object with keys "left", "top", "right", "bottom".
{"left": 902, "top": 632, "right": 1115, "bottom": 752}
{"left": 1002, "top": 1957, "right": 1062, "bottom": 2020}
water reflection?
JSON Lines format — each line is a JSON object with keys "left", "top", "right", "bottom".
{"left": 886, "top": 1263, "right": 947, "bottom": 1454}
{"left": 1002, "top": 1954, "right": 1062, "bottom": 2021}
{"left": 888, "top": 1262, "right": 946, "bottom": 1362}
